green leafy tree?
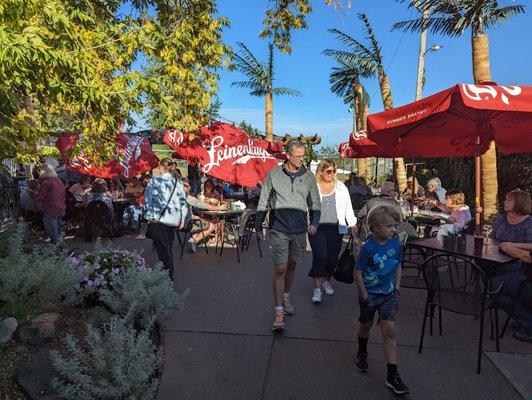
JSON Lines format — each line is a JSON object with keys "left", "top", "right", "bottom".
{"left": 317, "top": 144, "right": 345, "bottom": 169}
{"left": 238, "top": 121, "right": 262, "bottom": 138}
{"left": 0, "top": 0, "right": 229, "bottom": 161}
{"left": 393, "top": 0, "right": 526, "bottom": 220}
{"left": 231, "top": 42, "right": 301, "bottom": 141}
{"left": 323, "top": 14, "right": 408, "bottom": 190}
{"left": 260, "top": 0, "right": 312, "bottom": 54}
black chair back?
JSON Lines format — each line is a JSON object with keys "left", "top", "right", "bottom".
{"left": 84, "top": 200, "right": 113, "bottom": 241}
{"left": 423, "top": 253, "right": 489, "bottom": 316}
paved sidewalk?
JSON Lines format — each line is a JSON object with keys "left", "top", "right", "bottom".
{"left": 68, "top": 233, "right": 532, "bottom": 400}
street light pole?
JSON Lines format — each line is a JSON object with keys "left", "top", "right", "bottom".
{"left": 415, "top": 8, "right": 430, "bottom": 101}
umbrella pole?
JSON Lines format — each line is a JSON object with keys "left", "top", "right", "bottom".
{"left": 475, "top": 136, "right": 482, "bottom": 232}
{"left": 411, "top": 157, "right": 417, "bottom": 216}
{"left": 374, "top": 157, "right": 379, "bottom": 185}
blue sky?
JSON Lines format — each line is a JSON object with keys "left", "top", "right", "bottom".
{"left": 213, "top": 0, "right": 531, "bottom": 148}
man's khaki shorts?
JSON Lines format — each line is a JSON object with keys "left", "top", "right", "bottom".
{"left": 269, "top": 229, "right": 307, "bottom": 264}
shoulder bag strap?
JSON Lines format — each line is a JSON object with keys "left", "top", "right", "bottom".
{"left": 155, "top": 178, "right": 178, "bottom": 222}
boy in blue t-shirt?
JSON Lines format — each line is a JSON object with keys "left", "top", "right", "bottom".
{"left": 354, "top": 205, "right": 409, "bottom": 395}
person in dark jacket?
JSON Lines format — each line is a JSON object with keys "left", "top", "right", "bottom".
{"left": 255, "top": 139, "right": 321, "bottom": 332}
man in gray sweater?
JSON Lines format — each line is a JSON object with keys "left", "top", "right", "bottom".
{"left": 255, "top": 140, "right": 321, "bottom": 332}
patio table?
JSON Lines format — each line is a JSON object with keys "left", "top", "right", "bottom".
{"left": 408, "top": 235, "right": 516, "bottom": 272}
{"left": 193, "top": 209, "right": 246, "bottom": 254}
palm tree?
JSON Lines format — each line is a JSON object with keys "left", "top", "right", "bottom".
{"left": 323, "top": 13, "right": 408, "bottom": 191}
{"left": 393, "top": 0, "right": 526, "bottom": 221}
{"left": 231, "top": 42, "right": 301, "bottom": 141}
{"left": 327, "top": 59, "right": 371, "bottom": 176}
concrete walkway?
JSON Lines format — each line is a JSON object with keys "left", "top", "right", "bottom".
{"left": 68, "top": 233, "right": 532, "bottom": 400}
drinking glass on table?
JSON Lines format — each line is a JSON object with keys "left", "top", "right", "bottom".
{"left": 483, "top": 225, "right": 492, "bottom": 245}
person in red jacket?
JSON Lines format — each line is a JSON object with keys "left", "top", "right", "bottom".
{"left": 38, "top": 164, "right": 66, "bottom": 246}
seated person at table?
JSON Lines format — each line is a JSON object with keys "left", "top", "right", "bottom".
{"left": 380, "top": 180, "right": 397, "bottom": 198}
{"left": 247, "top": 182, "right": 262, "bottom": 209}
{"left": 402, "top": 176, "right": 425, "bottom": 200}
{"left": 21, "top": 180, "right": 43, "bottom": 226}
{"left": 428, "top": 189, "right": 471, "bottom": 228}
{"left": 492, "top": 189, "right": 531, "bottom": 244}
{"left": 182, "top": 178, "right": 228, "bottom": 252}
{"left": 491, "top": 244, "right": 532, "bottom": 342}
{"left": 350, "top": 176, "right": 372, "bottom": 196}
{"left": 69, "top": 176, "right": 92, "bottom": 201}
{"left": 198, "top": 179, "right": 221, "bottom": 206}
{"left": 421, "top": 178, "right": 446, "bottom": 210}
{"left": 84, "top": 178, "right": 114, "bottom": 218}
{"left": 125, "top": 177, "right": 144, "bottom": 197}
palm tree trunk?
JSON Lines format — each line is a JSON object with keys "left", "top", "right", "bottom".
{"left": 355, "top": 93, "right": 369, "bottom": 179}
{"left": 265, "top": 91, "right": 273, "bottom": 142}
{"left": 378, "top": 71, "right": 407, "bottom": 191}
{"left": 472, "top": 32, "right": 498, "bottom": 222}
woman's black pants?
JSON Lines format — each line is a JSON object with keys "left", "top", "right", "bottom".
{"left": 150, "top": 222, "right": 176, "bottom": 280}
{"left": 308, "top": 224, "right": 343, "bottom": 278}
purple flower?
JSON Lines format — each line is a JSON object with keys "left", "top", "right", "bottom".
{"left": 112, "top": 268, "right": 120, "bottom": 274}
{"left": 83, "top": 276, "right": 89, "bottom": 282}
{"left": 87, "top": 280, "right": 94, "bottom": 286}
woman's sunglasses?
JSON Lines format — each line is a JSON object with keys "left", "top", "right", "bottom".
{"left": 323, "top": 169, "right": 336, "bottom": 175}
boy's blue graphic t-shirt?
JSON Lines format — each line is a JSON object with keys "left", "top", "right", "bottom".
{"left": 355, "top": 236, "right": 402, "bottom": 294}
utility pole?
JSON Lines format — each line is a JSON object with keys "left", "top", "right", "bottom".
{"left": 415, "top": 8, "right": 429, "bottom": 101}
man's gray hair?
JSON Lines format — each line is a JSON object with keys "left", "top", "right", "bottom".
{"left": 427, "top": 177, "right": 441, "bottom": 187}
{"left": 285, "top": 139, "right": 305, "bottom": 154}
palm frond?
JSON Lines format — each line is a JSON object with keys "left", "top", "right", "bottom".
{"left": 357, "top": 13, "right": 384, "bottom": 67}
{"left": 323, "top": 49, "right": 378, "bottom": 77}
{"left": 232, "top": 42, "right": 269, "bottom": 84}
{"left": 483, "top": 5, "right": 526, "bottom": 29}
{"left": 326, "top": 28, "right": 375, "bottom": 62}
{"left": 267, "top": 43, "right": 275, "bottom": 86}
{"left": 231, "top": 81, "right": 264, "bottom": 91}
{"left": 249, "top": 89, "right": 268, "bottom": 97}
{"left": 271, "top": 87, "right": 302, "bottom": 97}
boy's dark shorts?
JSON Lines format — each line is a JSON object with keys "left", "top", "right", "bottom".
{"left": 358, "top": 291, "right": 399, "bottom": 323}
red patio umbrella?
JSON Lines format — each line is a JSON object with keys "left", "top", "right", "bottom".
{"left": 56, "top": 133, "right": 159, "bottom": 179}
{"left": 164, "top": 122, "right": 280, "bottom": 188}
{"left": 367, "top": 83, "right": 532, "bottom": 229}
{"left": 338, "top": 142, "right": 356, "bottom": 158}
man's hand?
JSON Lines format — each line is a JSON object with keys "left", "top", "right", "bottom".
{"left": 256, "top": 229, "right": 264, "bottom": 240}
{"left": 179, "top": 220, "right": 185, "bottom": 230}
{"left": 308, "top": 225, "right": 317, "bottom": 235}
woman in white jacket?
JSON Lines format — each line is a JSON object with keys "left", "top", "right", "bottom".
{"left": 309, "top": 159, "right": 357, "bottom": 303}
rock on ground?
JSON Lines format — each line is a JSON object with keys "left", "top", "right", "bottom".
{"left": 14, "top": 347, "right": 59, "bottom": 400}
{"left": 0, "top": 317, "right": 18, "bottom": 343}
{"left": 16, "top": 313, "right": 64, "bottom": 346}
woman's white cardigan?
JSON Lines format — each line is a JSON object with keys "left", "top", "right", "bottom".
{"left": 318, "top": 181, "right": 357, "bottom": 234}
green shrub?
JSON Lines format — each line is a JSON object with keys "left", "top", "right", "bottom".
{"left": 100, "top": 263, "right": 188, "bottom": 328}
{"left": 0, "top": 224, "right": 87, "bottom": 319}
{"left": 51, "top": 316, "right": 163, "bottom": 400}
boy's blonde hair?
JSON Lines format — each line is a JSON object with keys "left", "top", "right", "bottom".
{"left": 367, "top": 205, "right": 401, "bottom": 232}
{"left": 445, "top": 189, "right": 465, "bottom": 206}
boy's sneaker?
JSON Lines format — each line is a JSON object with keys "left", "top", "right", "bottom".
{"left": 282, "top": 298, "right": 295, "bottom": 315}
{"left": 322, "top": 280, "right": 335, "bottom": 295}
{"left": 312, "top": 288, "right": 322, "bottom": 303}
{"left": 385, "top": 374, "right": 410, "bottom": 395}
{"left": 272, "top": 312, "right": 286, "bottom": 332}
{"left": 355, "top": 352, "right": 369, "bottom": 372}
{"left": 188, "top": 239, "right": 197, "bottom": 253}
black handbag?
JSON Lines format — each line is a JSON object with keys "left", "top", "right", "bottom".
{"left": 333, "top": 234, "right": 356, "bottom": 284}
{"left": 145, "top": 179, "right": 178, "bottom": 240}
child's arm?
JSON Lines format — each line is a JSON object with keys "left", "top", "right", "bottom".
{"left": 355, "top": 270, "right": 368, "bottom": 300}
{"left": 395, "top": 265, "right": 402, "bottom": 293}
{"left": 395, "top": 241, "right": 403, "bottom": 292}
